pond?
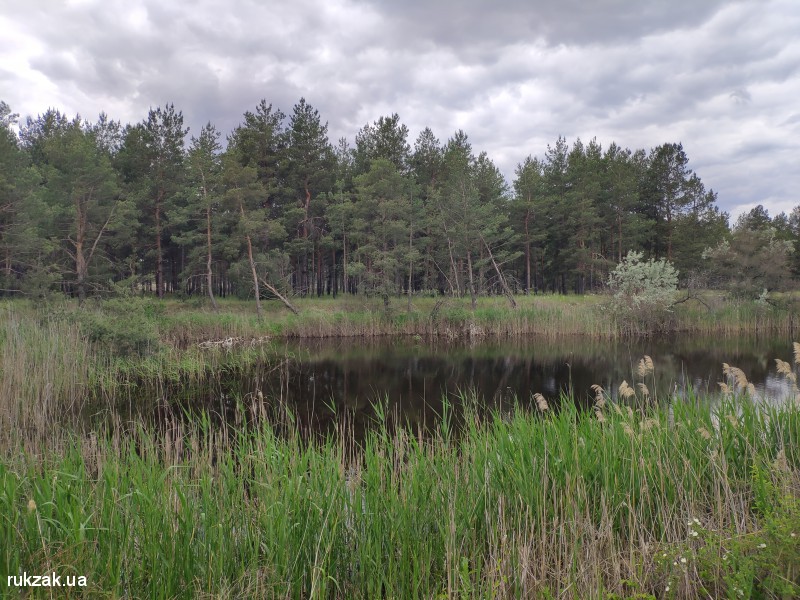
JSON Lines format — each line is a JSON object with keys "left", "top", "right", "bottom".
{"left": 129, "top": 333, "right": 800, "bottom": 438}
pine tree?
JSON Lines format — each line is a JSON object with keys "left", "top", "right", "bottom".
{"left": 118, "top": 105, "right": 187, "bottom": 297}
{"left": 173, "top": 123, "right": 223, "bottom": 308}
{"left": 351, "top": 158, "right": 413, "bottom": 308}
{"left": 283, "top": 98, "right": 335, "bottom": 295}
{"left": 40, "top": 120, "right": 120, "bottom": 302}
{"left": 0, "top": 104, "right": 42, "bottom": 295}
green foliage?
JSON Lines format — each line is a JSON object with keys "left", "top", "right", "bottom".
{"left": 350, "top": 158, "right": 413, "bottom": 305}
{"left": 703, "top": 226, "right": 795, "bottom": 299}
{"left": 71, "top": 299, "right": 161, "bottom": 357}
{"left": 659, "top": 464, "right": 800, "bottom": 599}
{"left": 607, "top": 250, "right": 678, "bottom": 331}
{"left": 0, "top": 97, "right": 792, "bottom": 305}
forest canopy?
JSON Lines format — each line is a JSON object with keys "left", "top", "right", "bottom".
{"left": 0, "top": 98, "right": 796, "bottom": 304}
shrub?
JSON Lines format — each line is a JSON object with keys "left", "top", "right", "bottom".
{"left": 608, "top": 251, "right": 678, "bottom": 333}
{"left": 71, "top": 300, "right": 161, "bottom": 358}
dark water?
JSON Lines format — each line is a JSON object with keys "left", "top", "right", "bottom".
{"left": 137, "top": 333, "right": 800, "bottom": 437}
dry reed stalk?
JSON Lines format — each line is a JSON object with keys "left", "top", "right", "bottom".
{"left": 697, "top": 427, "right": 712, "bottom": 440}
{"left": 619, "top": 380, "right": 635, "bottom": 400}
{"left": 637, "top": 355, "right": 654, "bottom": 377}
{"left": 722, "top": 363, "right": 749, "bottom": 390}
{"left": 591, "top": 384, "right": 606, "bottom": 408}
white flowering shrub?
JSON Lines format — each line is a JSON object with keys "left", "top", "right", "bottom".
{"left": 608, "top": 250, "right": 678, "bottom": 332}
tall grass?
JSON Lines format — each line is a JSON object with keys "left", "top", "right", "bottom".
{"left": 1, "top": 296, "right": 799, "bottom": 597}
{"left": 0, "top": 311, "right": 97, "bottom": 451}
{"left": 1, "top": 391, "right": 798, "bottom": 599}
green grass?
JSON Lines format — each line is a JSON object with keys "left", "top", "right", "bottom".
{"left": 4, "top": 290, "right": 797, "bottom": 346}
{"left": 0, "top": 392, "right": 798, "bottom": 599}
{"left": 6, "top": 290, "right": 797, "bottom": 351}
{"left": 2, "top": 292, "right": 800, "bottom": 597}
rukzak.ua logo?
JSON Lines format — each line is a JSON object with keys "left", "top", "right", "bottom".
{"left": 8, "top": 572, "right": 87, "bottom": 587}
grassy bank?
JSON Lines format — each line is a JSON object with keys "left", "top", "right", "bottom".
{"left": 2, "top": 293, "right": 797, "bottom": 445}
{"left": 106, "top": 292, "right": 800, "bottom": 342}
{"left": 9, "top": 291, "right": 797, "bottom": 346}
{"left": 1, "top": 391, "right": 798, "bottom": 599}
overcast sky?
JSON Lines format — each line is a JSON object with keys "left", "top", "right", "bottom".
{"left": 1, "top": 0, "right": 798, "bottom": 220}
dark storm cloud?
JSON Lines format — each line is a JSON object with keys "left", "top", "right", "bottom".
{"left": 2, "top": 0, "right": 798, "bottom": 218}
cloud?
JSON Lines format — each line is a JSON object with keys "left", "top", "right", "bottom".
{"left": 361, "top": 0, "right": 733, "bottom": 48}
{"left": 1, "top": 0, "right": 798, "bottom": 217}
{"left": 729, "top": 89, "right": 752, "bottom": 104}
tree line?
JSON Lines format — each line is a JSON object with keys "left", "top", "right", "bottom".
{"left": 1, "top": 98, "right": 796, "bottom": 308}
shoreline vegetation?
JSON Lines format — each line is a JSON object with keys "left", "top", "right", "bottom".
{"left": 1, "top": 388, "right": 799, "bottom": 598}
{"left": 2, "top": 292, "right": 799, "bottom": 440}
{"left": 6, "top": 291, "right": 800, "bottom": 344}
{"left": 1, "top": 295, "right": 799, "bottom": 598}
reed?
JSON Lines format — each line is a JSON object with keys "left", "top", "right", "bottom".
{"left": 1, "top": 386, "right": 798, "bottom": 599}
{"left": 1, "top": 296, "right": 799, "bottom": 597}
{"left": 0, "top": 309, "right": 97, "bottom": 450}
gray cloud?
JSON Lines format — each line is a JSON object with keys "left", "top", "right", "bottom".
{"left": 362, "top": 0, "right": 734, "bottom": 47}
{"left": 2, "top": 0, "right": 798, "bottom": 219}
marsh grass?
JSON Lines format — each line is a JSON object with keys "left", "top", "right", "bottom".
{"left": 0, "top": 310, "right": 97, "bottom": 450}
{"left": 1, "top": 386, "right": 798, "bottom": 599}
{"left": 1, "top": 296, "right": 800, "bottom": 597}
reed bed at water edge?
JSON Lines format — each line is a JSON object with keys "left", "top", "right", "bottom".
{"left": 1, "top": 386, "right": 799, "bottom": 599}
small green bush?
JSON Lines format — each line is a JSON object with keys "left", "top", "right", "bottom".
{"left": 71, "top": 300, "right": 161, "bottom": 358}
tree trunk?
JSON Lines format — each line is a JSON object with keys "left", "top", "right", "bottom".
{"left": 447, "top": 237, "right": 459, "bottom": 296}
{"left": 240, "top": 203, "right": 263, "bottom": 319}
{"left": 331, "top": 248, "right": 337, "bottom": 298}
{"left": 302, "top": 178, "right": 312, "bottom": 296}
{"left": 467, "top": 250, "right": 477, "bottom": 310}
{"left": 666, "top": 209, "right": 673, "bottom": 261}
{"left": 155, "top": 192, "right": 164, "bottom": 299}
{"left": 478, "top": 246, "right": 485, "bottom": 296}
{"left": 75, "top": 240, "right": 87, "bottom": 305}
{"left": 317, "top": 244, "right": 323, "bottom": 297}
{"left": 408, "top": 214, "right": 413, "bottom": 314}
{"left": 524, "top": 210, "right": 531, "bottom": 294}
{"left": 259, "top": 277, "right": 298, "bottom": 315}
{"left": 206, "top": 202, "right": 218, "bottom": 311}
{"left": 481, "top": 236, "right": 517, "bottom": 309}
{"left": 75, "top": 197, "right": 88, "bottom": 305}
{"left": 342, "top": 230, "right": 348, "bottom": 295}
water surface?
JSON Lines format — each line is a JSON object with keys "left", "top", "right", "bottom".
{"left": 139, "top": 333, "right": 799, "bottom": 437}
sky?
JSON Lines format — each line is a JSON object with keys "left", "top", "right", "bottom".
{"left": 1, "top": 0, "right": 798, "bottom": 221}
